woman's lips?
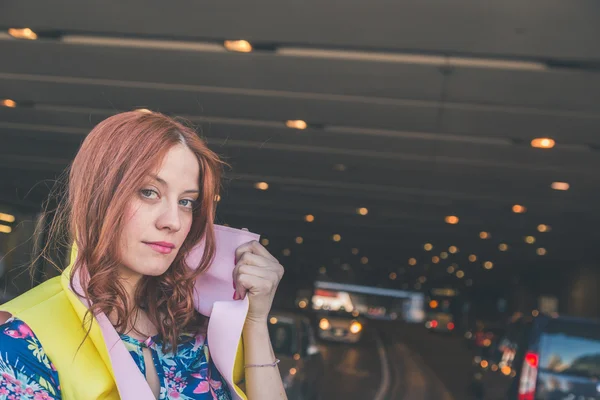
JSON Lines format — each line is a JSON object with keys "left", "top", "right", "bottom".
{"left": 144, "top": 242, "right": 174, "bottom": 255}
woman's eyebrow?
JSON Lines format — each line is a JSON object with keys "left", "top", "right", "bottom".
{"left": 151, "top": 174, "right": 199, "bottom": 194}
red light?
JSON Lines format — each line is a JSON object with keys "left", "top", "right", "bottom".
{"left": 525, "top": 352, "right": 539, "bottom": 368}
{"left": 430, "top": 320, "right": 438, "bottom": 328}
{"left": 314, "top": 289, "right": 337, "bottom": 297}
{"left": 447, "top": 322, "right": 455, "bottom": 330}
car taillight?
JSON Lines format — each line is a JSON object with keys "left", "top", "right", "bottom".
{"left": 518, "top": 351, "right": 539, "bottom": 400}
{"left": 431, "top": 320, "right": 438, "bottom": 328}
{"left": 447, "top": 322, "right": 455, "bottom": 330}
{"left": 525, "top": 353, "right": 539, "bottom": 368}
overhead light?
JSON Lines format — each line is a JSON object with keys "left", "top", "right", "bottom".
{"left": 408, "top": 258, "right": 417, "bottom": 266}
{"left": 537, "top": 224, "right": 551, "bottom": 233}
{"left": 260, "top": 238, "right": 269, "bottom": 246}
{"left": 0, "top": 224, "right": 12, "bottom": 234}
{"left": 456, "top": 270, "right": 465, "bottom": 279}
{"left": 333, "top": 164, "right": 347, "bottom": 172}
{"left": 449, "top": 246, "right": 458, "bottom": 254}
{"left": 447, "top": 266, "right": 455, "bottom": 274}
{"left": 484, "top": 261, "right": 494, "bottom": 270}
{"left": 8, "top": 28, "right": 38, "bottom": 40}
{"left": 304, "top": 214, "right": 315, "bottom": 223}
{"left": 469, "top": 254, "right": 477, "bottom": 262}
{"left": 525, "top": 236, "right": 536, "bottom": 244}
{"left": 1, "top": 99, "right": 17, "bottom": 108}
{"left": 269, "top": 317, "right": 278, "bottom": 324}
{"left": 445, "top": 215, "right": 459, "bottom": 224}
{"left": 361, "top": 256, "right": 369, "bottom": 264}
{"left": 499, "top": 243, "right": 508, "bottom": 251}
{"left": 419, "top": 276, "right": 427, "bottom": 284}
{"left": 536, "top": 248, "right": 547, "bottom": 256}
{"left": 389, "top": 272, "right": 397, "bottom": 280}
{"left": 551, "top": 182, "right": 569, "bottom": 191}
{"left": 352, "top": 248, "right": 359, "bottom": 255}
{"left": 135, "top": 108, "right": 152, "bottom": 114}
{"left": 479, "top": 231, "right": 490, "bottom": 239}
{"left": 440, "top": 252, "right": 448, "bottom": 259}
{"left": 512, "top": 204, "right": 527, "bottom": 214}
{"left": 424, "top": 243, "right": 433, "bottom": 251}
{"left": 285, "top": 120, "right": 307, "bottom": 130}
{"left": 214, "top": 194, "right": 221, "bottom": 202}
{"left": 319, "top": 266, "right": 326, "bottom": 274}
{"left": 254, "top": 182, "right": 269, "bottom": 190}
{"left": 432, "top": 256, "right": 440, "bottom": 264}
{"left": 332, "top": 234, "right": 342, "bottom": 242}
{"left": 295, "top": 236, "right": 303, "bottom": 244}
{"left": 531, "top": 138, "right": 555, "bottom": 149}
{"left": 282, "top": 249, "right": 291, "bottom": 256}
{"left": 0, "top": 213, "right": 15, "bottom": 223}
{"left": 357, "top": 207, "right": 369, "bottom": 216}
{"left": 224, "top": 40, "right": 252, "bottom": 53}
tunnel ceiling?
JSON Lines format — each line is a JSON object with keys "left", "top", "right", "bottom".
{"left": 1, "top": 0, "right": 600, "bottom": 291}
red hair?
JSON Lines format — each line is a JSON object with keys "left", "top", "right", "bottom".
{"left": 51, "top": 110, "right": 224, "bottom": 352}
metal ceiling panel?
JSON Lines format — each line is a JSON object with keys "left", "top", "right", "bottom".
{"left": 1, "top": 0, "right": 599, "bottom": 59}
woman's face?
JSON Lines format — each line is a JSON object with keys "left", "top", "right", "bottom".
{"left": 118, "top": 144, "right": 200, "bottom": 282}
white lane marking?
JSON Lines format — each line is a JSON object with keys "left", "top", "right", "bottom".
{"left": 398, "top": 344, "right": 428, "bottom": 399}
{"left": 389, "top": 343, "right": 405, "bottom": 398}
{"left": 373, "top": 330, "right": 391, "bottom": 400}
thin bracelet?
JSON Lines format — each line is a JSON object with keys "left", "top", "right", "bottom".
{"left": 244, "top": 359, "right": 280, "bottom": 368}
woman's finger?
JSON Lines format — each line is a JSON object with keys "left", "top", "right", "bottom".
{"left": 235, "top": 251, "right": 271, "bottom": 269}
{"left": 236, "top": 273, "right": 277, "bottom": 299}
{"left": 235, "top": 240, "right": 277, "bottom": 263}
{"left": 233, "top": 263, "right": 279, "bottom": 298}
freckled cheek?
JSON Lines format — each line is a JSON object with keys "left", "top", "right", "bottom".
{"left": 122, "top": 204, "right": 146, "bottom": 245}
{"left": 180, "top": 215, "right": 194, "bottom": 239}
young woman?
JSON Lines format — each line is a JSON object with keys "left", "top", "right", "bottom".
{"left": 0, "top": 111, "right": 287, "bottom": 400}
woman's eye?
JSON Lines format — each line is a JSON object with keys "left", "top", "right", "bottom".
{"left": 140, "top": 189, "right": 158, "bottom": 199}
{"left": 179, "top": 199, "right": 197, "bottom": 209}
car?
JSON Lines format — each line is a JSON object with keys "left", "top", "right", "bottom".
{"left": 425, "top": 312, "right": 456, "bottom": 333}
{"left": 470, "top": 314, "right": 600, "bottom": 400}
{"left": 315, "top": 310, "right": 365, "bottom": 343}
{"left": 268, "top": 311, "right": 324, "bottom": 400}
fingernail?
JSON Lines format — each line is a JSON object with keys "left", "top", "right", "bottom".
{"left": 233, "top": 292, "right": 239, "bottom": 300}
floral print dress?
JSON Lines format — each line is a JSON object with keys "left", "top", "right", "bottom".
{"left": 0, "top": 317, "right": 232, "bottom": 400}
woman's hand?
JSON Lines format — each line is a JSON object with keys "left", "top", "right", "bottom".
{"left": 233, "top": 240, "right": 284, "bottom": 324}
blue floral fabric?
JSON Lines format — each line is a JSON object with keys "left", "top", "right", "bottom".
{"left": 0, "top": 317, "right": 232, "bottom": 400}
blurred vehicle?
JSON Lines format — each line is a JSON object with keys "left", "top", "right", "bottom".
{"left": 468, "top": 321, "right": 505, "bottom": 351}
{"left": 471, "top": 314, "right": 600, "bottom": 400}
{"left": 426, "top": 288, "right": 458, "bottom": 333}
{"left": 316, "top": 310, "right": 365, "bottom": 343}
{"left": 311, "top": 288, "right": 355, "bottom": 312}
{"left": 426, "top": 312, "right": 455, "bottom": 333}
{"left": 367, "top": 305, "right": 387, "bottom": 319}
{"left": 269, "top": 311, "right": 324, "bottom": 400}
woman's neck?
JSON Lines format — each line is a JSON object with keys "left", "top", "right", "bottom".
{"left": 111, "top": 267, "right": 158, "bottom": 339}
